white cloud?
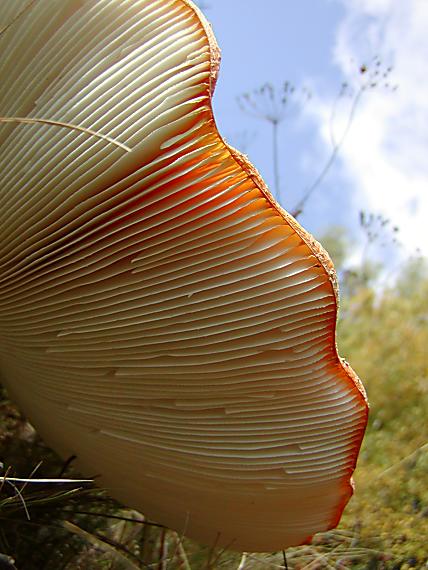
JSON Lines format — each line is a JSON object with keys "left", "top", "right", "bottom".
{"left": 309, "top": 0, "right": 428, "bottom": 260}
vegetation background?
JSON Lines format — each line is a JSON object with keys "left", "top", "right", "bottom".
{"left": 1, "top": 1, "right": 427, "bottom": 569}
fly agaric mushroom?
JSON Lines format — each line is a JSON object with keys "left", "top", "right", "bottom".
{"left": 0, "top": 0, "right": 368, "bottom": 552}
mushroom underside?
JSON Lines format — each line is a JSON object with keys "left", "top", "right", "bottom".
{"left": 0, "top": 0, "right": 368, "bottom": 551}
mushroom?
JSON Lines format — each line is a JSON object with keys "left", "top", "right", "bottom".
{"left": 0, "top": 0, "right": 368, "bottom": 552}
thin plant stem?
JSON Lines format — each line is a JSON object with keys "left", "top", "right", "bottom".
{"left": 0, "top": 116, "right": 131, "bottom": 152}
{"left": 158, "top": 528, "right": 168, "bottom": 570}
{"left": 0, "top": 0, "right": 38, "bottom": 38}
{"left": 237, "top": 552, "right": 247, "bottom": 570}
{"left": 282, "top": 550, "right": 288, "bottom": 569}
{"left": 272, "top": 119, "right": 280, "bottom": 200}
{"left": 291, "top": 88, "right": 363, "bottom": 217}
{"left": 173, "top": 535, "right": 191, "bottom": 570}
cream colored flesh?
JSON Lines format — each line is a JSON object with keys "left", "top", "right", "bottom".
{"left": 0, "top": 0, "right": 367, "bottom": 552}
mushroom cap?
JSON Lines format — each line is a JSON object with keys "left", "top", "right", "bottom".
{"left": 0, "top": 0, "right": 368, "bottom": 552}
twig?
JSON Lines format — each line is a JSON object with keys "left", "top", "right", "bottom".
{"left": 68, "top": 510, "right": 166, "bottom": 528}
{"left": 208, "top": 536, "right": 237, "bottom": 570}
{"left": 158, "top": 528, "right": 168, "bottom": 570}
{"left": 205, "top": 532, "right": 220, "bottom": 570}
{"left": 376, "top": 443, "right": 428, "bottom": 479}
{"left": 282, "top": 550, "right": 288, "bottom": 569}
{"left": 239, "top": 552, "right": 285, "bottom": 568}
{"left": 18, "top": 461, "right": 43, "bottom": 497}
{"left": 0, "top": 116, "right": 131, "bottom": 152}
{"left": 3, "top": 480, "right": 30, "bottom": 521}
{"left": 237, "top": 82, "right": 304, "bottom": 202}
{"left": 272, "top": 120, "right": 280, "bottom": 199}
{"left": 0, "top": 465, "right": 12, "bottom": 493}
{"left": 291, "top": 88, "right": 363, "bottom": 217}
{"left": 0, "top": 0, "right": 38, "bottom": 38}
{"left": 292, "top": 57, "right": 396, "bottom": 217}
{"left": 0, "top": 477, "right": 92, "bottom": 484}
{"left": 237, "top": 552, "right": 247, "bottom": 570}
{"left": 63, "top": 520, "right": 150, "bottom": 569}
{"left": 58, "top": 455, "right": 77, "bottom": 477}
{"left": 173, "top": 536, "right": 191, "bottom": 570}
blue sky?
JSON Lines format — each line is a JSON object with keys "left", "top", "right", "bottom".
{"left": 209, "top": 1, "right": 348, "bottom": 220}
{"left": 196, "top": 0, "right": 428, "bottom": 268}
